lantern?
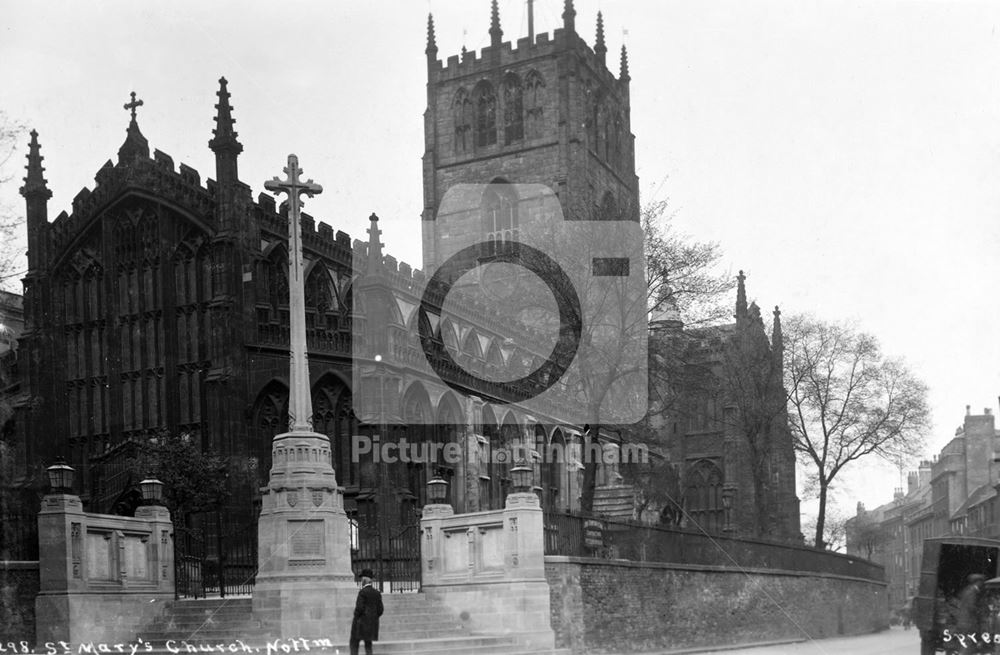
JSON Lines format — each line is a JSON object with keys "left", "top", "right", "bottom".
{"left": 427, "top": 473, "right": 449, "bottom": 504}
{"left": 46, "top": 458, "right": 75, "bottom": 494}
{"left": 139, "top": 478, "right": 165, "bottom": 505}
{"left": 511, "top": 458, "right": 533, "bottom": 493}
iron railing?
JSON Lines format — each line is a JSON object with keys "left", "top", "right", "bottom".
{"left": 174, "top": 516, "right": 257, "bottom": 599}
{"left": 0, "top": 510, "right": 39, "bottom": 561}
{"left": 544, "top": 511, "right": 885, "bottom": 582}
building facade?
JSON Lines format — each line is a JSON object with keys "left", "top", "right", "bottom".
{"left": 647, "top": 274, "right": 801, "bottom": 540}
{"left": 847, "top": 405, "right": 1000, "bottom": 610}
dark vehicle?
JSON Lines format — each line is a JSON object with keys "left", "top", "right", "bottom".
{"left": 914, "top": 537, "right": 1000, "bottom": 654}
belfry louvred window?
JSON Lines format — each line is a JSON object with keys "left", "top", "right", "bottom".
{"left": 503, "top": 73, "right": 524, "bottom": 145}
{"left": 524, "top": 70, "right": 545, "bottom": 139}
{"left": 454, "top": 88, "right": 473, "bottom": 154}
{"left": 474, "top": 81, "right": 497, "bottom": 147}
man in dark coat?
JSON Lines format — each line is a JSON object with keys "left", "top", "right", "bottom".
{"left": 350, "top": 569, "right": 383, "bottom": 655}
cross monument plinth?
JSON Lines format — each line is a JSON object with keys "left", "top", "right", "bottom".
{"left": 253, "top": 155, "right": 357, "bottom": 640}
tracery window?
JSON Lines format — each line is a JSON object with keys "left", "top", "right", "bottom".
{"left": 524, "top": 70, "right": 545, "bottom": 139}
{"left": 685, "top": 460, "right": 724, "bottom": 533}
{"left": 503, "top": 73, "right": 524, "bottom": 145}
{"left": 454, "top": 88, "right": 473, "bottom": 154}
{"left": 474, "top": 81, "right": 497, "bottom": 148}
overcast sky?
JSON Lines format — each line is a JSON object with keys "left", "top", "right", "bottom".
{"left": 2, "top": 0, "right": 999, "bottom": 517}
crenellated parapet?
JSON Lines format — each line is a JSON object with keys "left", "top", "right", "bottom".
{"left": 46, "top": 153, "right": 218, "bottom": 265}
{"left": 430, "top": 26, "right": 628, "bottom": 93}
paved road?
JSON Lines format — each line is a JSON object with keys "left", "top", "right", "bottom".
{"left": 708, "top": 626, "right": 918, "bottom": 654}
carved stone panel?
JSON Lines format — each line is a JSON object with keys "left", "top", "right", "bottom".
{"left": 87, "top": 531, "right": 113, "bottom": 580}
{"left": 480, "top": 525, "right": 504, "bottom": 570}
{"left": 124, "top": 534, "right": 149, "bottom": 580}
{"left": 288, "top": 519, "right": 325, "bottom": 560}
{"left": 443, "top": 530, "right": 468, "bottom": 573}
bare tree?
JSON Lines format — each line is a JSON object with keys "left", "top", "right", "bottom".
{"left": 643, "top": 200, "right": 733, "bottom": 328}
{"left": 579, "top": 199, "right": 733, "bottom": 513}
{"left": 784, "top": 315, "right": 929, "bottom": 549}
{"left": 803, "top": 504, "right": 849, "bottom": 553}
{"left": 0, "top": 112, "right": 27, "bottom": 291}
{"left": 848, "top": 512, "right": 889, "bottom": 560}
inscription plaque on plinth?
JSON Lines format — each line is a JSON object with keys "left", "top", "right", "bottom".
{"left": 289, "top": 519, "right": 324, "bottom": 559}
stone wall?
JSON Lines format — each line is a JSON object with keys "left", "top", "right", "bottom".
{"left": 546, "top": 556, "right": 889, "bottom": 653}
{"left": 0, "top": 561, "right": 39, "bottom": 646}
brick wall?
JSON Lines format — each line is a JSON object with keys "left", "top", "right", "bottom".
{"left": 0, "top": 561, "right": 39, "bottom": 646}
{"left": 546, "top": 556, "right": 888, "bottom": 653}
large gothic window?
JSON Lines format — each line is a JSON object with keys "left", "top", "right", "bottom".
{"left": 257, "top": 245, "right": 289, "bottom": 339}
{"left": 542, "top": 429, "right": 566, "bottom": 512}
{"left": 454, "top": 88, "right": 473, "bottom": 154}
{"left": 474, "top": 81, "right": 497, "bottom": 148}
{"left": 434, "top": 397, "right": 463, "bottom": 506}
{"left": 251, "top": 381, "right": 288, "bottom": 492}
{"left": 403, "top": 386, "right": 432, "bottom": 506}
{"left": 685, "top": 460, "right": 724, "bottom": 533}
{"left": 481, "top": 407, "right": 500, "bottom": 510}
{"left": 305, "top": 263, "right": 335, "bottom": 329}
{"left": 503, "top": 73, "right": 524, "bottom": 145}
{"left": 312, "top": 378, "right": 358, "bottom": 489}
{"left": 524, "top": 70, "right": 545, "bottom": 139}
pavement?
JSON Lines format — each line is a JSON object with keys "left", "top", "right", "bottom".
{"left": 600, "top": 625, "right": 919, "bottom": 655}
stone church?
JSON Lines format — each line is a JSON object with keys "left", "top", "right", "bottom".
{"left": 1, "top": 0, "right": 801, "bottom": 586}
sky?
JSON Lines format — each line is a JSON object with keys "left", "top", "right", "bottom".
{"left": 2, "top": 0, "right": 999, "bottom": 520}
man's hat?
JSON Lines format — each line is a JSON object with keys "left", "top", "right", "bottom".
{"left": 359, "top": 568, "right": 375, "bottom": 579}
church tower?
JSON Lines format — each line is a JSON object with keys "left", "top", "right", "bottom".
{"left": 421, "top": 0, "right": 639, "bottom": 271}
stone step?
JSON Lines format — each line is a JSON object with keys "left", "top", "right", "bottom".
{"left": 141, "top": 636, "right": 569, "bottom": 655}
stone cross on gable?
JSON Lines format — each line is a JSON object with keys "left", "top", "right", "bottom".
{"left": 265, "top": 154, "right": 323, "bottom": 433}
{"left": 124, "top": 92, "right": 143, "bottom": 120}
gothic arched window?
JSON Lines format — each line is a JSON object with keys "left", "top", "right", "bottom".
{"left": 258, "top": 245, "right": 289, "bottom": 324}
{"left": 503, "top": 73, "right": 524, "bottom": 145}
{"left": 453, "top": 88, "right": 473, "bottom": 154}
{"left": 685, "top": 460, "right": 724, "bottom": 533}
{"left": 312, "top": 379, "right": 357, "bottom": 489}
{"left": 403, "top": 386, "right": 432, "bottom": 506}
{"left": 524, "top": 70, "right": 545, "bottom": 139}
{"left": 305, "top": 264, "right": 335, "bottom": 330}
{"left": 474, "top": 81, "right": 497, "bottom": 148}
{"left": 481, "top": 182, "right": 518, "bottom": 251}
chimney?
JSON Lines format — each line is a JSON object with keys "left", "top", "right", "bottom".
{"left": 894, "top": 487, "right": 904, "bottom": 501}
{"left": 908, "top": 471, "right": 918, "bottom": 494}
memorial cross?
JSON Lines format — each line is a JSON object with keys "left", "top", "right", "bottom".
{"left": 265, "top": 155, "right": 323, "bottom": 432}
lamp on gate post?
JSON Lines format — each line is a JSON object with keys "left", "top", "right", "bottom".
{"left": 505, "top": 455, "right": 540, "bottom": 509}
{"left": 46, "top": 458, "right": 75, "bottom": 494}
{"left": 423, "top": 471, "right": 453, "bottom": 518}
{"left": 427, "top": 472, "right": 448, "bottom": 503}
{"left": 511, "top": 458, "right": 533, "bottom": 493}
{"left": 139, "top": 478, "right": 165, "bottom": 506}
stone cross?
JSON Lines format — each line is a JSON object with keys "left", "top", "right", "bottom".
{"left": 265, "top": 155, "right": 323, "bottom": 432}
{"left": 124, "top": 92, "right": 143, "bottom": 120}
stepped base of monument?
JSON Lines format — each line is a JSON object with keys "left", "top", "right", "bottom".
{"left": 135, "top": 596, "right": 569, "bottom": 655}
